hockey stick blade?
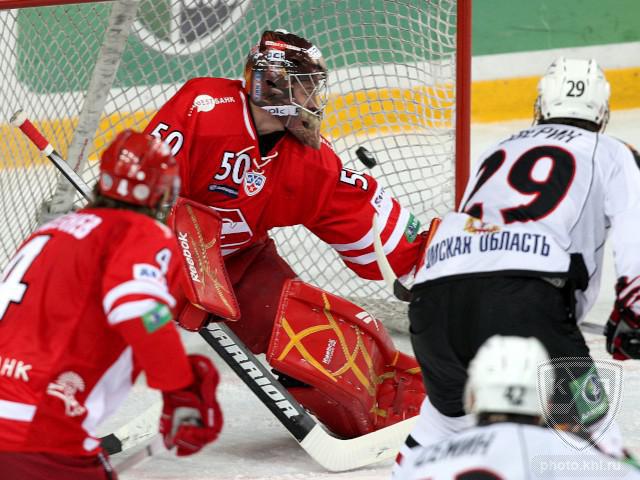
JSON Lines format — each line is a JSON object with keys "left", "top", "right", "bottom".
{"left": 101, "top": 401, "right": 162, "bottom": 455}
{"left": 200, "top": 322, "right": 415, "bottom": 471}
{"left": 11, "top": 110, "right": 93, "bottom": 202}
{"left": 112, "top": 435, "right": 166, "bottom": 474}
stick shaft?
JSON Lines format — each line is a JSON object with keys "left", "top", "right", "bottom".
{"left": 11, "top": 110, "right": 93, "bottom": 201}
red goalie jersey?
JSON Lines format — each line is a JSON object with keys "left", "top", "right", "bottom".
{"left": 144, "top": 77, "right": 423, "bottom": 279}
{"left": 0, "top": 209, "right": 191, "bottom": 456}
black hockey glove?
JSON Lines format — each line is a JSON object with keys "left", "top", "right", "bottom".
{"left": 605, "top": 276, "right": 640, "bottom": 360}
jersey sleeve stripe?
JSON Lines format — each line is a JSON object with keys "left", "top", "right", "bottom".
{"left": 338, "top": 208, "right": 411, "bottom": 266}
{"left": 221, "top": 246, "right": 240, "bottom": 256}
{"left": 107, "top": 299, "right": 164, "bottom": 326}
{"left": 329, "top": 187, "right": 395, "bottom": 253}
{"left": 330, "top": 230, "right": 374, "bottom": 253}
{"left": 103, "top": 280, "right": 176, "bottom": 312}
{"left": 0, "top": 399, "right": 36, "bottom": 421}
{"left": 383, "top": 207, "right": 411, "bottom": 255}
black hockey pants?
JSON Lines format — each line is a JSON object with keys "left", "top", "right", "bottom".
{"left": 409, "top": 276, "right": 593, "bottom": 418}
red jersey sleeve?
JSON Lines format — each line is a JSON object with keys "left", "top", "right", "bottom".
{"left": 101, "top": 218, "right": 192, "bottom": 391}
{"left": 302, "top": 143, "right": 424, "bottom": 280}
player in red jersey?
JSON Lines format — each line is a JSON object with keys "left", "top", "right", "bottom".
{"left": 144, "top": 29, "right": 434, "bottom": 438}
{"left": 0, "top": 131, "right": 222, "bottom": 480}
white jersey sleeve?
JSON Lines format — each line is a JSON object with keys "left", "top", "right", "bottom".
{"left": 603, "top": 140, "right": 640, "bottom": 280}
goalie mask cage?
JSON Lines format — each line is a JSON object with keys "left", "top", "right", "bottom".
{"left": 0, "top": 0, "right": 470, "bottom": 329}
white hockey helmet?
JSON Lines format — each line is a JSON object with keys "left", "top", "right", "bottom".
{"left": 464, "top": 335, "right": 552, "bottom": 417}
{"left": 534, "top": 57, "right": 610, "bottom": 131}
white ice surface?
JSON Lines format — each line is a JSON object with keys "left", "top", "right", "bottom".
{"left": 102, "top": 111, "right": 640, "bottom": 478}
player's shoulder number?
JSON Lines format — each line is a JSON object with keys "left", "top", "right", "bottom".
{"left": 339, "top": 168, "right": 369, "bottom": 191}
{"left": 149, "top": 122, "right": 184, "bottom": 156}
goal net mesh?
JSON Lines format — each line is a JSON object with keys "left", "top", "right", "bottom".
{"left": 0, "top": 0, "right": 462, "bottom": 330}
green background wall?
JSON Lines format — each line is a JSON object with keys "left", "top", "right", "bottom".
{"left": 473, "top": 0, "right": 640, "bottom": 55}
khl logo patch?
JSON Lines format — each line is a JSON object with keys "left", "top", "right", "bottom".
{"left": 244, "top": 172, "right": 266, "bottom": 196}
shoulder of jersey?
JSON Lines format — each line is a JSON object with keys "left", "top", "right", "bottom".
{"left": 320, "top": 135, "right": 336, "bottom": 152}
{"left": 595, "top": 133, "right": 639, "bottom": 161}
{"left": 90, "top": 208, "right": 173, "bottom": 240}
{"left": 285, "top": 134, "right": 341, "bottom": 175}
{"left": 181, "top": 77, "right": 244, "bottom": 99}
{"left": 611, "top": 136, "right": 640, "bottom": 164}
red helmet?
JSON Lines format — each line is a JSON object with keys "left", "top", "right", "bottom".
{"left": 98, "top": 130, "right": 179, "bottom": 209}
{"left": 244, "top": 30, "right": 328, "bottom": 149}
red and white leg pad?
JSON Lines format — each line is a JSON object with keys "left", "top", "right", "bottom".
{"left": 266, "top": 279, "right": 426, "bottom": 438}
{"left": 375, "top": 350, "right": 425, "bottom": 430}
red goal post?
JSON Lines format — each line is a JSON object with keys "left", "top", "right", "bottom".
{"left": 0, "top": 0, "right": 471, "bottom": 325}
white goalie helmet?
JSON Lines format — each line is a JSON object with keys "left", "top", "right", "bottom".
{"left": 464, "top": 335, "right": 552, "bottom": 417}
{"left": 534, "top": 57, "right": 610, "bottom": 131}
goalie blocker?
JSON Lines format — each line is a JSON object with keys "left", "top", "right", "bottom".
{"left": 168, "top": 197, "right": 240, "bottom": 328}
{"left": 170, "top": 198, "right": 425, "bottom": 438}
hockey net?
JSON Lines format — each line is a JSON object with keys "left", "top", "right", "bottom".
{"left": 0, "top": 0, "right": 470, "bottom": 331}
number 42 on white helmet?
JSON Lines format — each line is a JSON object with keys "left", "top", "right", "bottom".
{"left": 464, "top": 335, "right": 552, "bottom": 417}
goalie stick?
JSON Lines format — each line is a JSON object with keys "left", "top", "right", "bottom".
{"left": 13, "top": 112, "right": 418, "bottom": 471}
{"left": 371, "top": 214, "right": 606, "bottom": 337}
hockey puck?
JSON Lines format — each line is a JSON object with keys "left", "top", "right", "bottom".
{"left": 355, "top": 146, "right": 377, "bottom": 168}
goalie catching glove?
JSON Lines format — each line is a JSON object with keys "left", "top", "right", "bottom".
{"left": 160, "top": 354, "right": 223, "bottom": 456}
{"left": 605, "top": 276, "right": 640, "bottom": 360}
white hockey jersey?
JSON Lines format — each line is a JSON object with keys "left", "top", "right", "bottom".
{"left": 398, "top": 422, "right": 640, "bottom": 480}
{"left": 414, "top": 123, "right": 640, "bottom": 321}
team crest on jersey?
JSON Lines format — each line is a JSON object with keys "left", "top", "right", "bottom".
{"left": 46, "top": 371, "right": 87, "bottom": 417}
{"left": 244, "top": 171, "right": 266, "bottom": 196}
{"left": 463, "top": 216, "right": 501, "bottom": 234}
